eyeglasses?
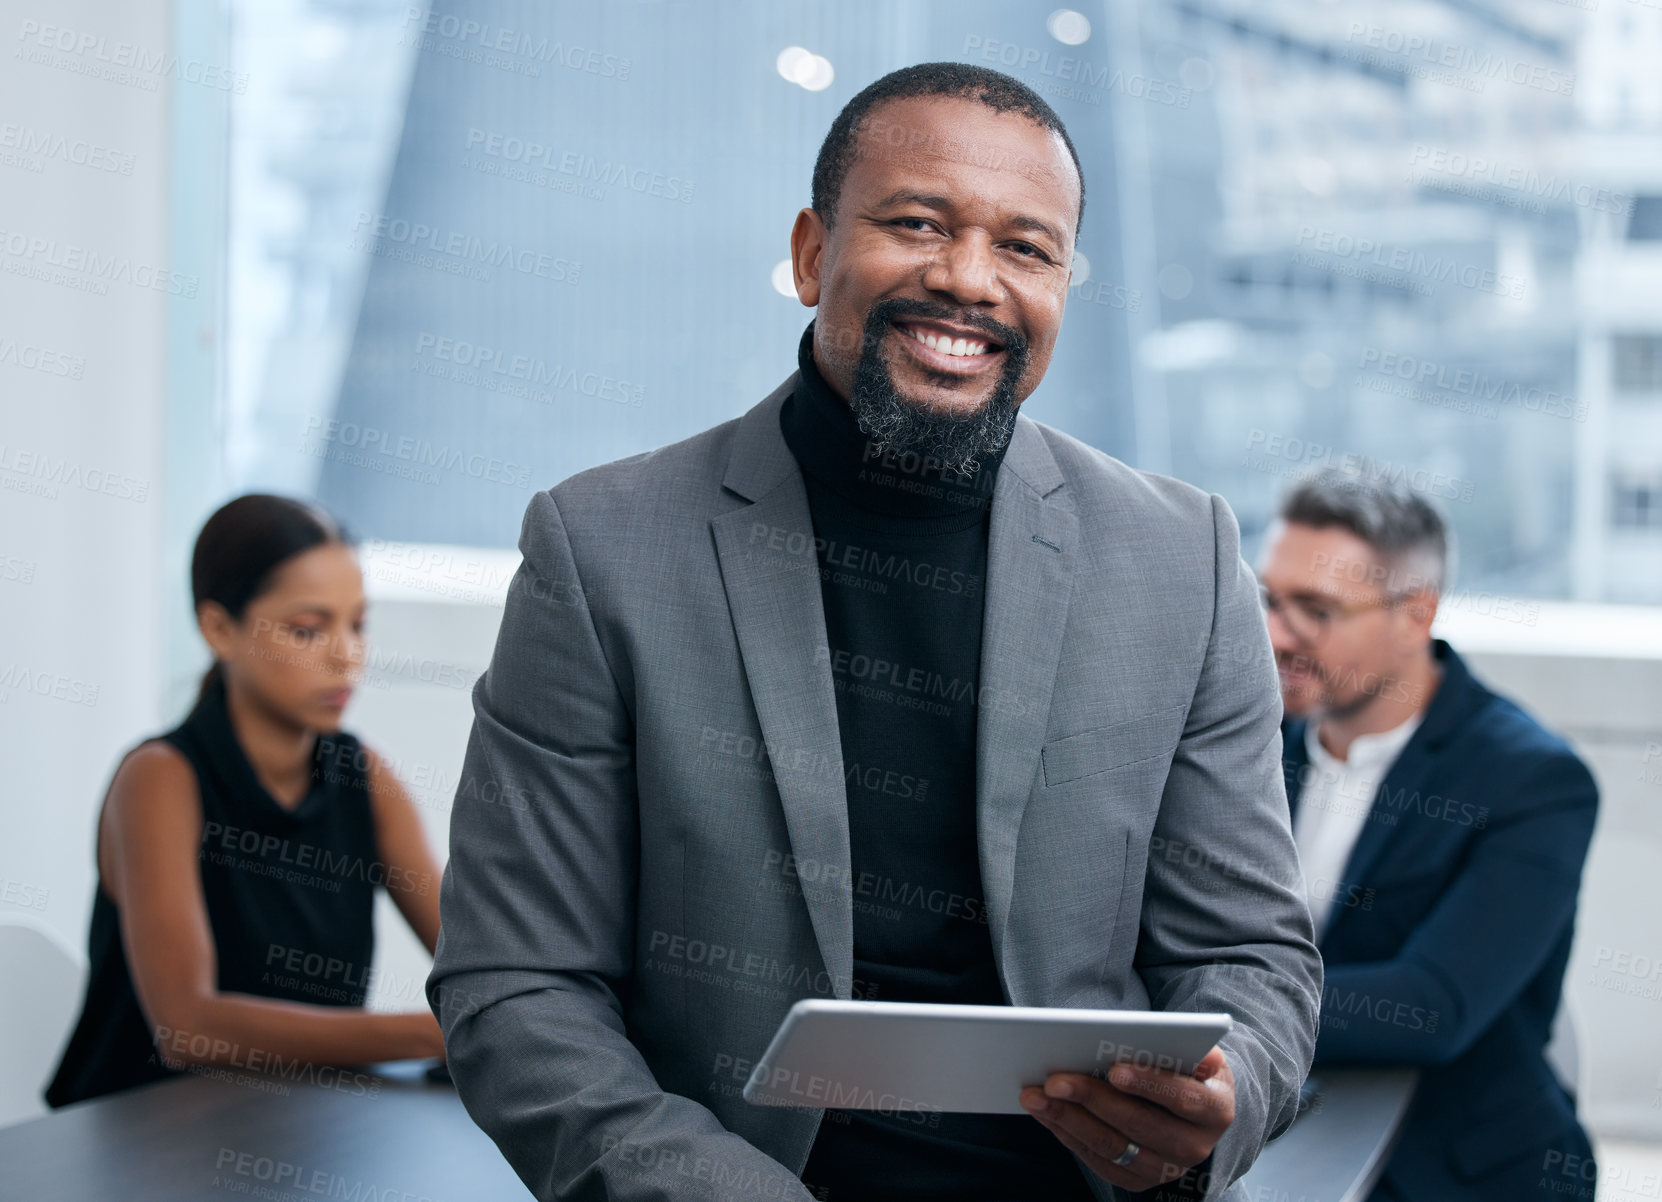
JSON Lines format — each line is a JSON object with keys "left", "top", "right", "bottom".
{"left": 1258, "top": 585, "right": 1409, "bottom": 645}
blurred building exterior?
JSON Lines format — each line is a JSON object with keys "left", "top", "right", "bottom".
{"left": 225, "top": 0, "right": 1661, "bottom": 603}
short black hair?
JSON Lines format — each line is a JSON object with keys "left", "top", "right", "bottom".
{"left": 810, "top": 61, "right": 1085, "bottom": 239}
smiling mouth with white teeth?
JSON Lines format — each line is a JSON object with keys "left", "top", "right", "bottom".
{"left": 895, "top": 321, "right": 1003, "bottom": 359}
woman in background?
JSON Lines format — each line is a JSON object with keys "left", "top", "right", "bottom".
{"left": 46, "top": 494, "right": 445, "bottom": 1106}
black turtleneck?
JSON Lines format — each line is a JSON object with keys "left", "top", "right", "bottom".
{"left": 783, "top": 323, "right": 1092, "bottom": 1202}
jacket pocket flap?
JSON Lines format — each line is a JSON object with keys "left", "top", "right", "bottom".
{"left": 1042, "top": 706, "right": 1185, "bottom": 787}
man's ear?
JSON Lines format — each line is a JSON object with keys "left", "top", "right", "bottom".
{"left": 790, "top": 207, "right": 826, "bottom": 308}
{"left": 1401, "top": 587, "right": 1440, "bottom": 634}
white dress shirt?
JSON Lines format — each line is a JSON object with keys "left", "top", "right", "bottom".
{"left": 1293, "top": 711, "right": 1424, "bottom": 942}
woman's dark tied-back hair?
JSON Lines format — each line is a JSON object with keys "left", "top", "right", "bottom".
{"left": 191, "top": 494, "right": 352, "bottom": 704}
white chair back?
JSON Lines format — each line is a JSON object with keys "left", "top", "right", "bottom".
{"left": 0, "top": 920, "right": 87, "bottom": 1128}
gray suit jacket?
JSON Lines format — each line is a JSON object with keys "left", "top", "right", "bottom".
{"left": 428, "top": 373, "right": 1322, "bottom": 1201}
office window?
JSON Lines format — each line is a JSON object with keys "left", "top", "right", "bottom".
{"left": 208, "top": 0, "right": 1660, "bottom": 603}
{"left": 1613, "top": 477, "right": 1662, "bottom": 530}
{"left": 1627, "top": 195, "right": 1662, "bottom": 241}
{"left": 1614, "top": 335, "right": 1662, "bottom": 393}
{"left": 223, "top": 0, "right": 419, "bottom": 496}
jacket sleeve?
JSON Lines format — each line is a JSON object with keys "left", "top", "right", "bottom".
{"left": 1314, "top": 751, "right": 1597, "bottom": 1065}
{"left": 1126, "top": 493, "right": 1325, "bottom": 1201}
{"left": 426, "top": 489, "right": 814, "bottom": 1202}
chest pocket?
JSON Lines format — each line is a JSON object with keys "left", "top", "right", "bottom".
{"left": 1041, "top": 705, "right": 1186, "bottom": 787}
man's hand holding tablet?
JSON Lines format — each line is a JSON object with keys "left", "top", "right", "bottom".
{"left": 1021, "top": 1044, "right": 1236, "bottom": 1195}
{"left": 743, "top": 999, "right": 1236, "bottom": 1191}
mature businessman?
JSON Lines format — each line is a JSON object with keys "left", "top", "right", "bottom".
{"left": 1260, "top": 470, "right": 1599, "bottom": 1201}
{"left": 429, "top": 63, "right": 1321, "bottom": 1202}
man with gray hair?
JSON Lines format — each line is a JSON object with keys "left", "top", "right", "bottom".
{"left": 1257, "top": 466, "right": 1599, "bottom": 1201}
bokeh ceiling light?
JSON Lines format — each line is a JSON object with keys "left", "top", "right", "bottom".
{"left": 777, "top": 45, "right": 834, "bottom": 91}
{"left": 771, "top": 259, "right": 797, "bottom": 298}
{"left": 1046, "top": 9, "right": 1091, "bottom": 45}
{"left": 776, "top": 46, "right": 810, "bottom": 80}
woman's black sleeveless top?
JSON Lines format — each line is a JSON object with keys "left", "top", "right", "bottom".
{"left": 44, "top": 675, "right": 379, "bottom": 1107}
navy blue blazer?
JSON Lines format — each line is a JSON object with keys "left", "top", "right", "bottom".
{"left": 1285, "top": 640, "right": 1599, "bottom": 1202}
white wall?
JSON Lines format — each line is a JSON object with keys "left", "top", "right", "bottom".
{"left": 1441, "top": 603, "right": 1662, "bottom": 1141}
{"left": 344, "top": 544, "right": 514, "bottom": 1016}
{"left": 0, "top": 0, "right": 174, "bottom": 1080}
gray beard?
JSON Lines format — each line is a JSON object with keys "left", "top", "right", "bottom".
{"left": 847, "top": 308, "right": 1027, "bottom": 478}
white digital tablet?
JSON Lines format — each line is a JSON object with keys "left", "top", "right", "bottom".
{"left": 741, "top": 999, "right": 1232, "bottom": 1115}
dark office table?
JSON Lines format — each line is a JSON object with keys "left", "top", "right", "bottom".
{"left": 0, "top": 1061, "right": 1416, "bottom": 1202}
{"left": 0, "top": 1061, "right": 532, "bottom": 1202}
{"left": 1238, "top": 1068, "right": 1419, "bottom": 1202}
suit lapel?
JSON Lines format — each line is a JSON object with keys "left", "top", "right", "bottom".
{"left": 1321, "top": 642, "right": 1482, "bottom": 946}
{"left": 975, "top": 417, "right": 1078, "bottom": 975}
{"left": 1334, "top": 739, "right": 1437, "bottom": 895}
{"left": 1284, "top": 719, "right": 1311, "bottom": 820}
{"left": 709, "top": 377, "right": 853, "bottom": 996}
{"left": 1287, "top": 715, "right": 1437, "bottom": 948}
{"left": 706, "top": 382, "right": 1082, "bottom": 996}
